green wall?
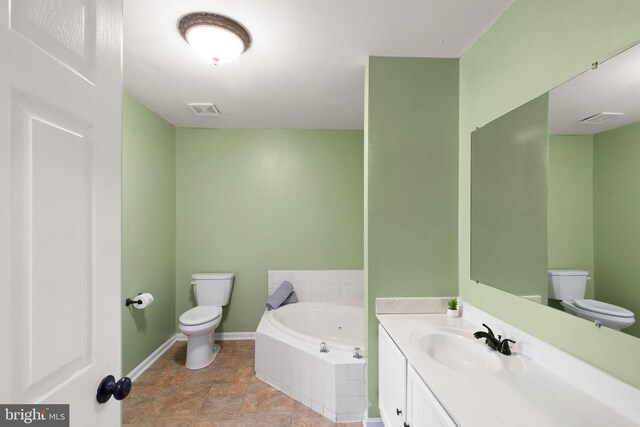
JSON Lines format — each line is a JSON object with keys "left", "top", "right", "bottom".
{"left": 594, "top": 122, "right": 640, "bottom": 338}
{"left": 366, "top": 57, "right": 459, "bottom": 417}
{"left": 122, "top": 94, "right": 176, "bottom": 374}
{"left": 548, "top": 135, "right": 595, "bottom": 299}
{"left": 175, "top": 129, "right": 364, "bottom": 333}
{"left": 471, "top": 94, "right": 549, "bottom": 302}
{"left": 459, "top": 0, "right": 640, "bottom": 388}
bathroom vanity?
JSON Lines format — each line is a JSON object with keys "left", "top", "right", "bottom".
{"left": 379, "top": 325, "right": 455, "bottom": 427}
{"left": 377, "top": 299, "right": 640, "bottom": 427}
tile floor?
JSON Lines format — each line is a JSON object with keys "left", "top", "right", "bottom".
{"left": 123, "top": 340, "right": 362, "bottom": 427}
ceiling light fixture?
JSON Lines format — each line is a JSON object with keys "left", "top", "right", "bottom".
{"left": 179, "top": 12, "right": 251, "bottom": 64}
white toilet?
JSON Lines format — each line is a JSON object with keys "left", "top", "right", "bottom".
{"left": 548, "top": 270, "right": 635, "bottom": 330}
{"left": 178, "top": 273, "right": 234, "bottom": 369}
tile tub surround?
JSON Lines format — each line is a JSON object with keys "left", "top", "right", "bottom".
{"left": 377, "top": 301, "right": 640, "bottom": 426}
{"left": 255, "top": 315, "right": 366, "bottom": 423}
{"left": 268, "top": 270, "right": 364, "bottom": 307}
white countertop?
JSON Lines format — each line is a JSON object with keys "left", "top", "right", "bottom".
{"left": 378, "top": 312, "right": 638, "bottom": 427}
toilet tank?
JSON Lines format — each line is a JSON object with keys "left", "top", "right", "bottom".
{"left": 548, "top": 270, "right": 588, "bottom": 300}
{"left": 191, "top": 273, "right": 235, "bottom": 306}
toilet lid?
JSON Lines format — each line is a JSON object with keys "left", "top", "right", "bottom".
{"left": 573, "top": 299, "right": 634, "bottom": 318}
{"left": 179, "top": 306, "right": 221, "bottom": 325}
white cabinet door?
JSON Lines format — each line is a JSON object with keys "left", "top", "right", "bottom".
{"left": 379, "top": 325, "right": 407, "bottom": 427}
{"left": 407, "top": 366, "right": 456, "bottom": 427}
{"left": 0, "top": 0, "right": 123, "bottom": 425}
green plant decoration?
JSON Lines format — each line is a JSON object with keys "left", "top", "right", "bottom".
{"left": 448, "top": 297, "right": 458, "bottom": 310}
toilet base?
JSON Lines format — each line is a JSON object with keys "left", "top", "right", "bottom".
{"left": 185, "top": 333, "right": 220, "bottom": 370}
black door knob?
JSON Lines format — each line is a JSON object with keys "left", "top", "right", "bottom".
{"left": 96, "top": 375, "right": 132, "bottom": 403}
{"left": 396, "top": 408, "right": 402, "bottom": 416}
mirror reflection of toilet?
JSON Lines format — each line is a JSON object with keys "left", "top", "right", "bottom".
{"left": 548, "top": 270, "right": 635, "bottom": 330}
{"left": 178, "top": 273, "right": 234, "bottom": 369}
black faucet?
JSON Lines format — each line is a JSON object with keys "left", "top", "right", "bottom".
{"left": 473, "top": 324, "right": 516, "bottom": 355}
{"left": 473, "top": 323, "right": 500, "bottom": 350}
{"left": 496, "top": 338, "right": 516, "bottom": 356}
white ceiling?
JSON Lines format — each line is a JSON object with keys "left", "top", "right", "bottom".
{"left": 124, "top": 0, "right": 513, "bottom": 129}
{"left": 549, "top": 42, "right": 640, "bottom": 135}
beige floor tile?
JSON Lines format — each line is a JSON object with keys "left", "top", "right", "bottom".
{"left": 128, "top": 384, "right": 158, "bottom": 399}
{"left": 214, "top": 357, "right": 242, "bottom": 368}
{"left": 292, "top": 401, "right": 358, "bottom": 427}
{"left": 126, "top": 340, "right": 362, "bottom": 426}
{"left": 236, "top": 412, "right": 292, "bottom": 427}
{"left": 142, "top": 385, "right": 182, "bottom": 416}
{"left": 190, "top": 421, "right": 236, "bottom": 427}
{"left": 292, "top": 418, "right": 315, "bottom": 427}
{"left": 244, "top": 380, "right": 272, "bottom": 393}
{"left": 192, "top": 394, "right": 244, "bottom": 422}
{"left": 122, "top": 395, "right": 155, "bottom": 424}
{"left": 159, "top": 383, "right": 210, "bottom": 417}
{"left": 231, "top": 347, "right": 255, "bottom": 359}
{"left": 207, "top": 382, "right": 248, "bottom": 396}
{"left": 237, "top": 357, "right": 256, "bottom": 367}
{"left": 134, "top": 415, "right": 193, "bottom": 426}
{"left": 314, "top": 419, "right": 342, "bottom": 427}
{"left": 292, "top": 402, "right": 334, "bottom": 427}
{"left": 239, "top": 389, "right": 270, "bottom": 414}
{"left": 133, "top": 370, "right": 161, "bottom": 387}
{"left": 237, "top": 367, "right": 260, "bottom": 384}
{"left": 260, "top": 389, "right": 295, "bottom": 414}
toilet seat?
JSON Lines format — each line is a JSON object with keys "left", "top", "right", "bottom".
{"left": 561, "top": 300, "right": 635, "bottom": 330}
{"left": 179, "top": 306, "right": 221, "bottom": 326}
{"left": 573, "top": 299, "right": 634, "bottom": 318}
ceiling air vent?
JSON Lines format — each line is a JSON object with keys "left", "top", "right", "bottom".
{"left": 579, "top": 112, "right": 624, "bottom": 124}
{"left": 188, "top": 103, "right": 221, "bottom": 117}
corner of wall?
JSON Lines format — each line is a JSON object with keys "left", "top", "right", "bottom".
{"left": 122, "top": 93, "right": 177, "bottom": 374}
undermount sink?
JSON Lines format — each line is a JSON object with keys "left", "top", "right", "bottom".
{"left": 418, "top": 331, "right": 502, "bottom": 374}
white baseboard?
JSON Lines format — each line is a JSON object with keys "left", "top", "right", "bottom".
{"left": 363, "top": 418, "right": 384, "bottom": 427}
{"left": 175, "top": 331, "right": 256, "bottom": 342}
{"left": 127, "top": 335, "right": 176, "bottom": 382}
{"left": 215, "top": 331, "right": 255, "bottom": 340}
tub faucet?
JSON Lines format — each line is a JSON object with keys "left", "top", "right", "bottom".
{"left": 320, "top": 342, "right": 329, "bottom": 353}
{"left": 473, "top": 323, "right": 516, "bottom": 355}
{"left": 353, "top": 347, "right": 364, "bottom": 359}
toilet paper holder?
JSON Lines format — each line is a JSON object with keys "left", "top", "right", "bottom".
{"left": 125, "top": 292, "right": 154, "bottom": 309}
{"left": 125, "top": 294, "right": 143, "bottom": 307}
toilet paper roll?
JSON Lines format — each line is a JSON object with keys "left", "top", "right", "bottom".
{"left": 134, "top": 293, "right": 154, "bottom": 309}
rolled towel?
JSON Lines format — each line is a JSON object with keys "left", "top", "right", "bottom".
{"left": 282, "top": 290, "right": 298, "bottom": 307}
{"left": 266, "top": 281, "right": 295, "bottom": 310}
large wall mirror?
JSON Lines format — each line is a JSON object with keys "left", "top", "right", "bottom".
{"left": 472, "top": 42, "right": 640, "bottom": 340}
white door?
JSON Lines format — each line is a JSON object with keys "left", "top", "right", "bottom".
{"left": 0, "top": 0, "right": 123, "bottom": 425}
